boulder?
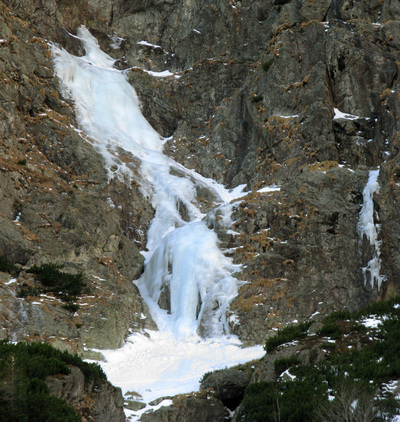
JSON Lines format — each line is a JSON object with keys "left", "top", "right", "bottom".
{"left": 200, "top": 368, "right": 250, "bottom": 410}
{"left": 140, "top": 391, "right": 229, "bottom": 422}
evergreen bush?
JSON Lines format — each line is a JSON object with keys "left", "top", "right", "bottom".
{"left": 241, "top": 298, "right": 400, "bottom": 421}
{"left": 251, "top": 94, "right": 264, "bottom": 103}
{"left": 317, "top": 322, "right": 342, "bottom": 339}
{"left": 18, "top": 286, "right": 41, "bottom": 298}
{"left": 264, "top": 321, "right": 313, "bottom": 353}
{"left": 23, "top": 263, "right": 85, "bottom": 311}
{"left": 322, "top": 310, "right": 352, "bottom": 324}
{"left": 0, "top": 340, "right": 107, "bottom": 421}
{"left": 27, "top": 263, "right": 85, "bottom": 297}
{"left": 0, "top": 256, "right": 19, "bottom": 275}
{"left": 274, "top": 356, "right": 300, "bottom": 375}
{"left": 262, "top": 56, "right": 274, "bottom": 72}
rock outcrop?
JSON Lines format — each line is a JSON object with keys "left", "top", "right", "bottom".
{"left": 46, "top": 366, "right": 125, "bottom": 422}
{"left": 0, "top": 0, "right": 155, "bottom": 356}
{"left": 200, "top": 368, "right": 250, "bottom": 410}
{"left": 140, "top": 390, "right": 229, "bottom": 422}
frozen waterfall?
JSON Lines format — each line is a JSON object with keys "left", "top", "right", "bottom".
{"left": 358, "top": 169, "right": 386, "bottom": 290}
{"left": 51, "top": 26, "right": 265, "bottom": 417}
{"left": 52, "top": 26, "right": 242, "bottom": 338}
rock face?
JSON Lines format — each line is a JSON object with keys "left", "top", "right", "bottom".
{"left": 0, "top": 0, "right": 155, "bottom": 355}
{"left": 1, "top": 0, "right": 400, "bottom": 419}
{"left": 46, "top": 366, "right": 125, "bottom": 422}
{"left": 140, "top": 391, "right": 229, "bottom": 422}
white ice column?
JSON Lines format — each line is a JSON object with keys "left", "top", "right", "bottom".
{"left": 358, "top": 169, "right": 386, "bottom": 290}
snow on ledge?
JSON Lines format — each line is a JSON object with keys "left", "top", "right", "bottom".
{"left": 137, "top": 40, "right": 162, "bottom": 49}
{"left": 258, "top": 185, "right": 281, "bottom": 194}
{"left": 278, "top": 114, "right": 299, "bottom": 119}
{"left": 145, "top": 69, "right": 175, "bottom": 78}
{"left": 333, "top": 108, "right": 360, "bottom": 120}
{"left": 128, "top": 66, "right": 179, "bottom": 79}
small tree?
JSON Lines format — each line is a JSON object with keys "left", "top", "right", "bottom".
{"left": 316, "top": 382, "right": 381, "bottom": 422}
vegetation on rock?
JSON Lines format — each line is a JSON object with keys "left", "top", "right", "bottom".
{"left": 239, "top": 297, "right": 400, "bottom": 421}
{"left": 19, "top": 263, "right": 85, "bottom": 312}
{"left": 0, "top": 340, "right": 106, "bottom": 421}
{"left": 264, "top": 321, "right": 313, "bottom": 353}
{"left": 0, "top": 256, "right": 19, "bottom": 275}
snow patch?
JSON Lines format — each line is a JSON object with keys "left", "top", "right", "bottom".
{"left": 137, "top": 40, "right": 162, "bottom": 49}
{"left": 128, "top": 66, "right": 175, "bottom": 78}
{"left": 97, "top": 330, "right": 264, "bottom": 417}
{"left": 5, "top": 278, "right": 17, "bottom": 285}
{"left": 258, "top": 185, "right": 281, "bottom": 194}
{"left": 333, "top": 108, "right": 360, "bottom": 120}
{"left": 361, "top": 316, "right": 383, "bottom": 329}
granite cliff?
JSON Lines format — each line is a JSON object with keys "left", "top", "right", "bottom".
{"left": 1, "top": 0, "right": 400, "bottom": 420}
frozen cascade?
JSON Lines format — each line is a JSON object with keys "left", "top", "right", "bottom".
{"left": 141, "top": 222, "right": 240, "bottom": 337}
{"left": 52, "top": 26, "right": 243, "bottom": 337}
{"left": 358, "top": 169, "right": 386, "bottom": 290}
{"left": 51, "top": 26, "right": 265, "bottom": 416}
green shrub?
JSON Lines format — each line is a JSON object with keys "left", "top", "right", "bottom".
{"left": 243, "top": 299, "right": 400, "bottom": 421}
{"left": 276, "top": 378, "right": 327, "bottom": 422}
{"left": 356, "top": 296, "right": 400, "bottom": 318}
{"left": 0, "top": 256, "right": 18, "bottom": 274}
{"left": 317, "top": 322, "right": 342, "bottom": 339}
{"left": 0, "top": 341, "right": 93, "bottom": 421}
{"left": 315, "top": 382, "right": 384, "bottom": 422}
{"left": 262, "top": 56, "right": 274, "bottom": 72}
{"left": 82, "top": 361, "right": 106, "bottom": 383}
{"left": 63, "top": 302, "right": 80, "bottom": 313}
{"left": 25, "top": 263, "right": 85, "bottom": 310}
{"left": 56, "top": 349, "right": 106, "bottom": 383}
{"left": 239, "top": 381, "right": 278, "bottom": 422}
{"left": 200, "top": 371, "right": 213, "bottom": 384}
{"left": 27, "top": 263, "right": 85, "bottom": 298}
{"left": 17, "top": 159, "right": 27, "bottom": 165}
{"left": 322, "top": 310, "right": 352, "bottom": 324}
{"left": 321, "top": 342, "right": 336, "bottom": 350}
{"left": 322, "top": 297, "right": 400, "bottom": 325}
{"left": 0, "top": 340, "right": 106, "bottom": 384}
{"left": 18, "top": 286, "right": 41, "bottom": 298}
{"left": 265, "top": 321, "right": 313, "bottom": 353}
{"left": 23, "top": 392, "right": 81, "bottom": 422}
{"left": 0, "top": 340, "right": 106, "bottom": 421}
{"left": 274, "top": 356, "right": 301, "bottom": 375}
{"left": 28, "top": 378, "right": 48, "bottom": 394}
{"left": 24, "top": 355, "right": 70, "bottom": 379}
{"left": 251, "top": 94, "right": 264, "bottom": 103}
{"left": 240, "top": 378, "right": 327, "bottom": 422}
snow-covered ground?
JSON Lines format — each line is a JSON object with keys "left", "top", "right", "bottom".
{"left": 96, "top": 331, "right": 264, "bottom": 420}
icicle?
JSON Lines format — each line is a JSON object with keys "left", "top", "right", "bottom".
{"left": 138, "top": 222, "right": 241, "bottom": 338}
{"left": 358, "top": 169, "right": 386, "bottom": 290}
